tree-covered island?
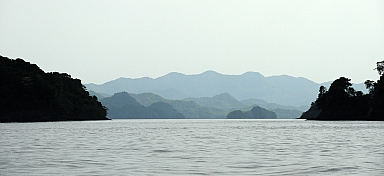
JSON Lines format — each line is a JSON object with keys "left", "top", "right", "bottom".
{"left": 300, "top": 60, "right": 384, "bottom": 120}
{"left": 226, "top": 106, "right": 277, "bottom": 119}
{"left": 0, "top": 56, "right": 109, "bottom": 122}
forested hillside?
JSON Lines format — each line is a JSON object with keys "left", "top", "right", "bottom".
{"left": 0, "top": 56, "right": 108, "bottom": 122}
{"left": 300, "top": 61, "right": 384, "bottom": 120}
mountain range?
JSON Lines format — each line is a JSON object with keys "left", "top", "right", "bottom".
{"left": 86, "top": 71, "right": 367, "bottom": 107}
{"left": 92, "top": 91, "right": 304, "bottom": 119}
{"left": 100, "top": 92, "right": 185, "bottom": 119}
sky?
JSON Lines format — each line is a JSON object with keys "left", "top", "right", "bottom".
{"left": 1, "top": 0, "right": 383, "bottom": 84}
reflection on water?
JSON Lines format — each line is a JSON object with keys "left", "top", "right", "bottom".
{"left": 1, "top": 119, "right": 383, "bottom": 175}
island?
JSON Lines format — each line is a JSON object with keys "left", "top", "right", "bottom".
{"left": 0, "top": 56, "right": 109, "bottom": 122}
{"left": 226, "top": 106, "right": 277, "bottom": 119}
{"left": 299, "top": 60, "right": 384, "bottom": 120}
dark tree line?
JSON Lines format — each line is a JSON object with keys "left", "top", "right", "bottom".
{"left": 301, "top": 61, "right": 384, "bottom": 120}
{"left": 0, "top": 56, "right": 108, "bottom": 122}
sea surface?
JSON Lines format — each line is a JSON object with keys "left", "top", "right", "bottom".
{"left": 1, "top": 119, "right": 383, "bottom": 175}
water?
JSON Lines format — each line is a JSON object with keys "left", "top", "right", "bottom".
{"left": 1, "top": 119, "right": 383, "bottom": 175}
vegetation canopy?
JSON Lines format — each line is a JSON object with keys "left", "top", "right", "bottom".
{"left": 300, "top": 60, "right": 384, "bottom": 120}
{"left": 0, "top": 56, "right": 108, "bottom": 122}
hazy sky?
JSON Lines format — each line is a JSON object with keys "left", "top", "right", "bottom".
{"left": 1, "top": 0, "right": 383, "bottom": 84}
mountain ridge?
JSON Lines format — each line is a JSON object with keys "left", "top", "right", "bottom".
{"left": 128, "top": 92, "right": 304, "bottom": 119}
{"left": 85, "top": 71, "right": 367, "bottom": 107}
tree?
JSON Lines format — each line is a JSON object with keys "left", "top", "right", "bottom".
{"left": 319, "top": 85, "right": 327, "bottom": 98}
{"left": 364, "top": 80, "right": 375, "bottom": 95}
{"left": 375, "top": 61, "right": 384, "bottom": 76}
{"left": 329, "top": 77, "right": 352, "bottom": 93}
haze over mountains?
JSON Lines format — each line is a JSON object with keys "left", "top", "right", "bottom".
{"left": 86, "top": 71, "right": 367, "bottom": 107}
{"left": 95, "top": 91, "right": 302, "bottom": 119}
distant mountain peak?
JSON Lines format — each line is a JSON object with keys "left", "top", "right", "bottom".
{"left": 184, "top": 92, "right": 245, "bottom": 110}
{"left": 213, "top": 92, "right": 235, "bottom": 98}
{"left": 241, "top": 71, "right": 263, "bottom": 76}
{"left": 162, "top": 72, "right": 186, "bottom": 77}
{"left": 85, "top": 71, "right": 321, "bottom": 106}
{"left": 100, "top": 91, "right": 141, "bottom": 107}
{"left": 240, "top": 71, "right": 265, "bottom": 79}
{"left": 201, "top": 70, "right": 220, "bottom": 74}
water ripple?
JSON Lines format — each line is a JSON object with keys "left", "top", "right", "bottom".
{"left": 1, "top": 119, "right": 383, "bottom": 175}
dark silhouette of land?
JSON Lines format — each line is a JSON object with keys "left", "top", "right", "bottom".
{"left": 300, "top": 61, "right": 384, "bottom": 120}
{"left": 226, "top": 106, "right": 277, "bottom": 119}
{"left": 100, "top": 92, "right": 185, "bottom": 119}
{"left": 0, "top": 56, "right": 108, "bottom": 122}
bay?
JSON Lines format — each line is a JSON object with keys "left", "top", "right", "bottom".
{"left": 1, "top": 119, "right": 383, "bottom": 175}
